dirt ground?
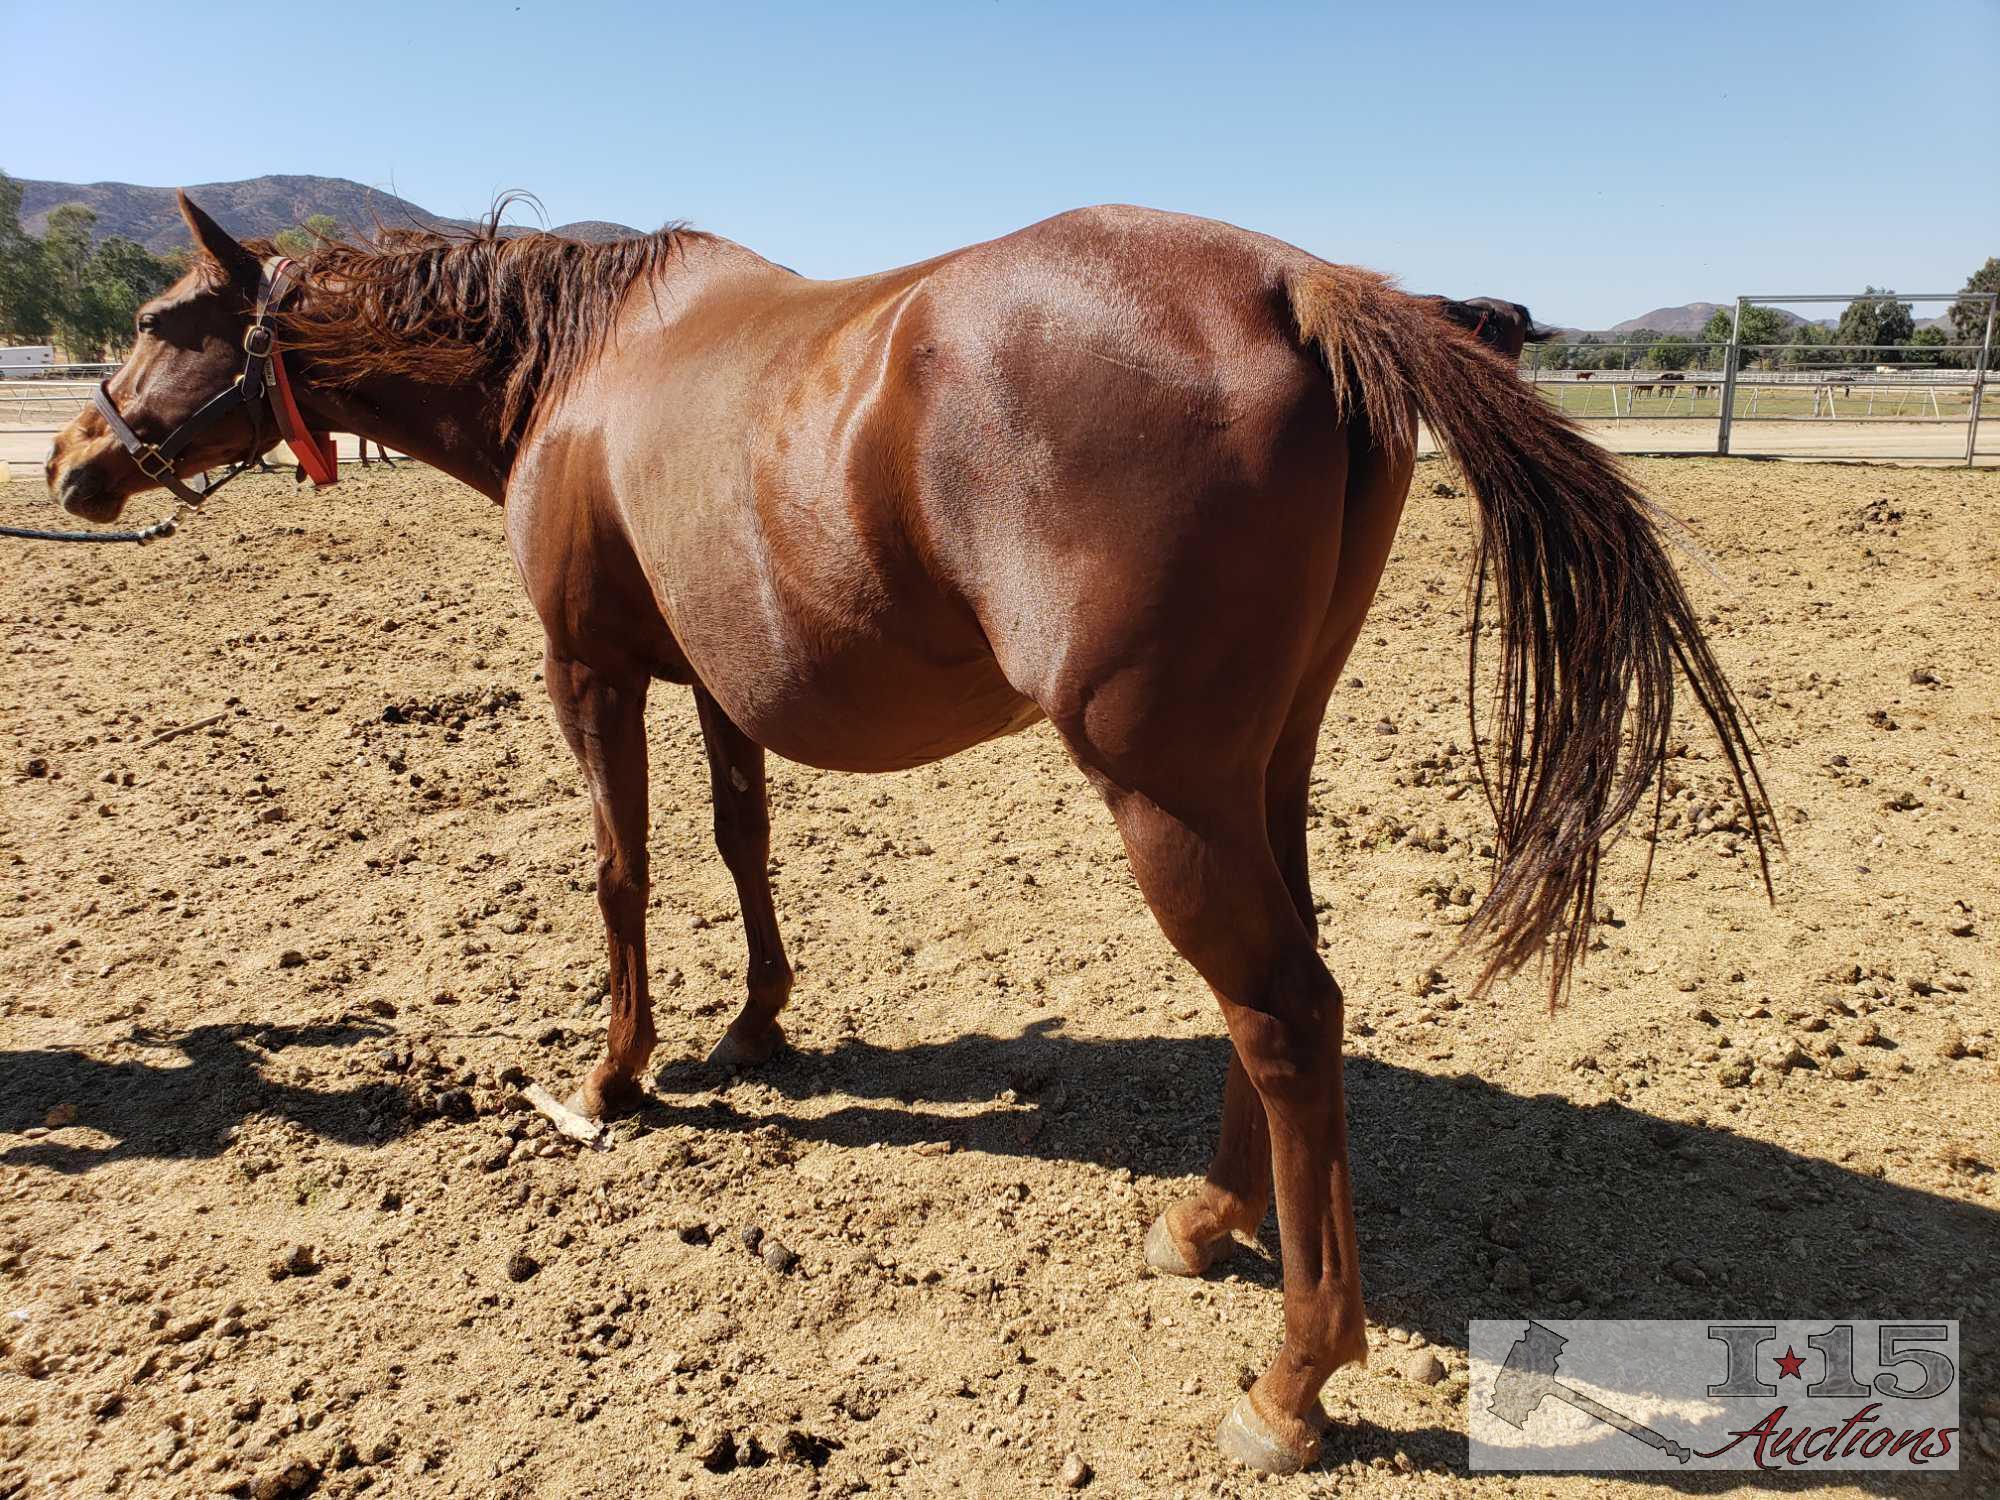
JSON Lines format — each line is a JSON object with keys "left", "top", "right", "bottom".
{"left": 2, "top": 455, "right": 1996, "bottom": 1499}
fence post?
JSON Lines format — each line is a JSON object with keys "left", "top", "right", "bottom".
{"left": 1967, "top": 293, "right": 1996, "bottom": 467}
{"left": 1716, "top": 298, "right": 1745, "bottom": 456}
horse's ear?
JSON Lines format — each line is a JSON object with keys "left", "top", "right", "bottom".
{"left": 177, "top": 192, "right": 259, "bottom": 283}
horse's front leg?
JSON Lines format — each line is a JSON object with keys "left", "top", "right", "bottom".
{"left": 544, "top": 647, "right": 655, "bottom": 1120}
{"left": 694, "top": 687, "right": 794, "bottom": 1069}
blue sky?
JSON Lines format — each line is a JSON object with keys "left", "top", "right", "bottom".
{"left": 7, "top": 0, "right": 1996, "bottom": 327}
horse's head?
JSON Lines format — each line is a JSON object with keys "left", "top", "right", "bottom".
{"left": 1426, "top": 296, "right": 1559, "bottom": 359}
{"left": 46, "top": 194, "right": 283, "bottom": 522}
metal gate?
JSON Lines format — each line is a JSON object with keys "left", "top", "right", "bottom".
{"left": 1519, "top": 291, "right": 1998, "bottom": 465}
{"left": 1714, "top": 292, "right": 1995, "bottom": 464}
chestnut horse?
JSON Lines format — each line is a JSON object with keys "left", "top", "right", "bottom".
{"left": 47, "top": 194, "right": 1768, "bottom": 1474}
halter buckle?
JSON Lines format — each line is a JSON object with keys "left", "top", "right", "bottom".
{"left": 243, "top": 324, "right": 274, "bottom": 358}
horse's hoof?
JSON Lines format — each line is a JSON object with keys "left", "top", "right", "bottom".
{"left": 706, "top": 1020, "right": 786, "bottom": 1072}
{"left": 1144, "top": 1209, "right": 1229, "bottom": 1277}
{"left": 567, "top": 1067, "right": 647, "bottom": 1122}
{"left": 1214, "top": 1390, "right": 1321, "bottom": 1475}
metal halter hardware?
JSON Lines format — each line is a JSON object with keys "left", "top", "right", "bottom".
{"left": 2, "top": 257, "right": 336, "bottom": 545}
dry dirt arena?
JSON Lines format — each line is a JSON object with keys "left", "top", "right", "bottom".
{"left": 2, "top": 455, "right": 1997, "bottom": 1500}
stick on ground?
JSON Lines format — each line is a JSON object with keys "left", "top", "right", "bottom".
{"left": 142, "top": 712, "right": 226, "bottom": 748}
{"left": 524, "top": 1082, "right": 608, "bottom": 1149}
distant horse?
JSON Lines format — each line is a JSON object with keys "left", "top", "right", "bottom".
{"left": 47, "top": 194, "right": 1769, "bottom": 1476}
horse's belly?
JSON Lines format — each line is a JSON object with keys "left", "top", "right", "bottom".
{"left": 731, "top": 654, "right": 1044, "bottom": 773}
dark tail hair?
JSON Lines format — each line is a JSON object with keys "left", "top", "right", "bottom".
{"left": 1288, "top": 265, "right": 1774, "bottom": 1001}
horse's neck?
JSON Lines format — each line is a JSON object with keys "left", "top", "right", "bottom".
{"left": 286, "top": 234, "right": 787, "bottom": 498}
{"left": 296, "top": 370, "right": 513, "bottom": 501}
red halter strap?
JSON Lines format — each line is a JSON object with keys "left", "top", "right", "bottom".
{"left": 259, "top": 259, "right": 338, "bottom": 488}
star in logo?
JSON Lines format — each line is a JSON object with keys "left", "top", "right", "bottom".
{"left": 1774, "top": 1346, "right": 1807, "bottom": 1380}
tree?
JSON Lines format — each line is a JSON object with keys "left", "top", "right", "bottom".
{"left": 273, "top": 212, "right": 339, "bottom": 259}
{"left": 0, "top": 183, "right": 182, "bottom": 358}
{"left": 77, "top": 234, "right": 179, "bottom": 356}
{"left": 1645, "top": 333, "right": 1698, "bottom": 370}
{"left": 1908, "top": 326, "right": 1950, "bottom": 366}
{"left": 1948, "top": 257, "right": 1997, "bottom": 363}
{"left": 0, "top": 169, "right": 55, "bottom": 342}
{"left": 1699, "top": 305, "right": 1795, "bottom": 368}
{"left": 1835, "top": 288, "right": 1915, "bottom": 365}
{"left": 41, "top": 204, "right": 100, "bottom": 358}
{"left": 1570, "top": 333, "right": 1619, "bottom": 371}
{"left": 1524, "top": 335, "right": 1573, "bottom": 371}
{"left": 1774, "top": 320, "right": 1833, "bottom": 370}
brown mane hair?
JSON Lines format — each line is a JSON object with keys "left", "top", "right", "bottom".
{"left": 260, "top": 215, "right": 705, "bottom": 445}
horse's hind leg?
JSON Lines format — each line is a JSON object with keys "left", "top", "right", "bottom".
{"left": 694, "top": 688, "right": 794, "bottom": 1069}
{"left": 1093, "top": 776, "right": 1362, "bottom": 1474}
{"left": 544, "top": 648, "right": 656, "bottom": 1120}
{"left": 1143, "top": 1047, "right": 1270, "bottom": 1276}
{"left": 1142, "top": 686, "right": 1344, "bottom": 1277}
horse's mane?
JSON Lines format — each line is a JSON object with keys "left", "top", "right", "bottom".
{"left": 252, "top": 213, "right": 706, "bottom": 446}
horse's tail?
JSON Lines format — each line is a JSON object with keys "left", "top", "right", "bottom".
{"left": 1286, "top": 264, "right": 1774, "bottom": 1002}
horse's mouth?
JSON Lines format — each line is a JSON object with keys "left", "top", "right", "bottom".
{"left": 51, "top": 458, "right": 131, "bottom": 524}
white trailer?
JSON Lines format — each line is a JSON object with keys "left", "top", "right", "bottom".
{"left": 0, "top": 346, "right": 55, "bottom": 376}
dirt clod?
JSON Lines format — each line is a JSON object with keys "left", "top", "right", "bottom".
{"left": 267, "top": 1245, "right": 317, "bottom": 1281}
{"left": 250, "top": 1456, "right": 318, "bottom": 1499}
{"left": 1402, "top": 1350, "right": 1446, "bottom": 1386}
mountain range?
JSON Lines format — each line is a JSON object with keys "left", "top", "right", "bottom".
{"left": 14, "top": 174, "right": 644, "bottom": 252}
{"left": 1602, "top": 302, "right": 1952, "bottom": 337}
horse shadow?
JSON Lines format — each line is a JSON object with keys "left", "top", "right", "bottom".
{"left": 0, "top": 1020, "right": 396, "bottom": 1173}
{"left": 650, "top": 1021, "right": 1996, "bottom": 1490}
{"left": 3, "top": 1015, "right": 1989, "bottom": 1488}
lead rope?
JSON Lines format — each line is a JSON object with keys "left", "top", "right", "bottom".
{"left": 0, "top": 476, "right": 218, "bottom": 544}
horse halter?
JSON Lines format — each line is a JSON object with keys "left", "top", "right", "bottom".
{"left": 90, "top": 255, "right": 339, "bottom": 508}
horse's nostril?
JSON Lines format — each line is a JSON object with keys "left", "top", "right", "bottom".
{"left": 55, "top": 464, "right": 103, "bottom": 508}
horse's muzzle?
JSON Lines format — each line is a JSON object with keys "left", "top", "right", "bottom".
{"left": 46, "top": 425, "right": 129, "bottom": 522}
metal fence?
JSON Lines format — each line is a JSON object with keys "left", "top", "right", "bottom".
{"left": 1523, "top": 292, "right": 1996, "bottom": 464}
{"left": 1718, "top": 294, "right": 1994, "bottom": 463}
{"left": 0, "top": 362, "right": 119, "bottom": 381}
{"left": 0, "top": 364, "right": 117, "bottom": 429}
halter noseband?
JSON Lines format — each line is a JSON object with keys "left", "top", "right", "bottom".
{"left": 90, "top": 255, "right": 338, "bottom": 507}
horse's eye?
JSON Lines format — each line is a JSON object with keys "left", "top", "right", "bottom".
{"left": 137, "top": 313, "right": 159, "bottom": 334}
